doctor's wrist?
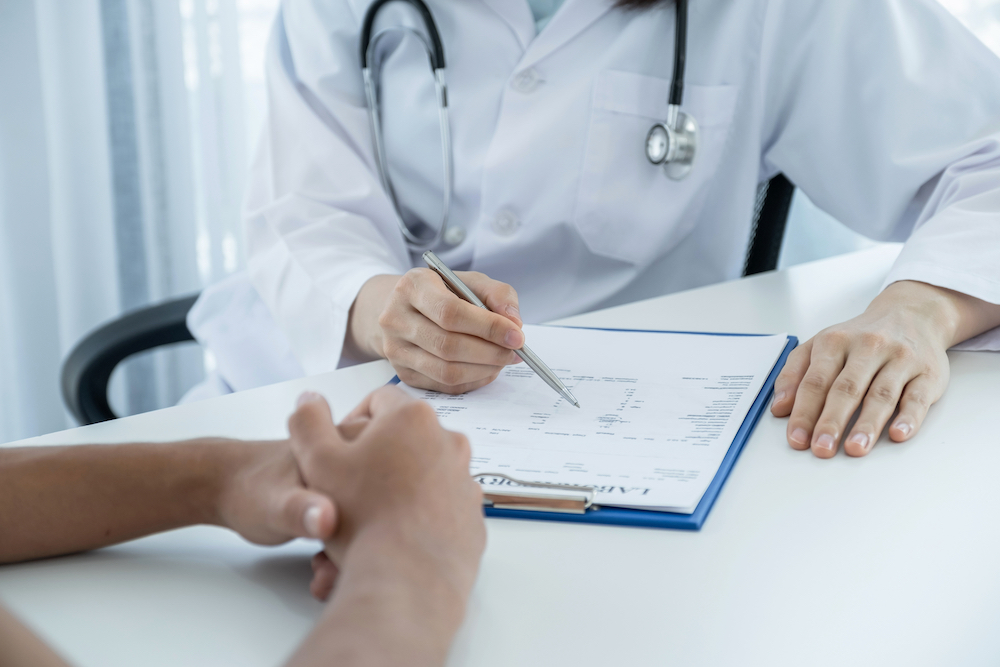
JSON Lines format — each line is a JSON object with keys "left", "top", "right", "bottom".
{"left": 346, "top": 274, "right": 402, "bottom": 361}
{"left": 877, "top": 280, "right": 1000, "bottom": 348}
{"left": 873, "top": 281, "right": 960, "bottom": 349}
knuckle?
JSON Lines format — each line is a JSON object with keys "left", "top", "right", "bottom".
{"left": 788, "top": 345, "right": 809, "bottom": 363}
{"left": 437, "top": 362, "right": 466, "bottom": 387}
{"left": 817, "top": 329, "right": 851, "bottom": 349}
{"left": 891, "top": 343, "right": 916, "bottom": 362}
{"left": 396, "top": 367, "right": 422, "bottom": 387}
{"left": 382, "top": 338, "right": 402, "bottom": 357}
{"left": 799, "top": 372, "right": 828, "bottom": 394}
{"left": 376, "top": 306, "right": 399, "bottom": 332}
{"left": 831, "top": 376, "right": 863, "bottom": 400}
{"left": 431, "top": 332, "right": 460, "bottom": 360}
{"left": 919, "top": 364, "right": 939, "bottom": 379}
{"left": 436, "top": 300, "right": 463, "bottom": 330}
{"left": 869, "top": 383, "right": 898, "bottom": 405}
{"left": 396, "top": 269, "right": 420, "bottom": 295}
{"left": 859, "top": 331, "right": 888, "bottom": 352}
{"left": 904, "top": 390, "right": 930, "bottom": 410}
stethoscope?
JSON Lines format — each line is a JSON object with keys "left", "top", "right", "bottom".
{"left": 360, "top": 0, "right": 697, "bottom": 250}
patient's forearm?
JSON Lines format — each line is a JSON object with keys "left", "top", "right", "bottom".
{"left": 0, "top": 441, "right": 227, "bottom": 564}
{"left": 286, "top": 527, "right": 468, "bottom": 667}
{"left": 0, "top": 605, "right": 71, "bottom": 667}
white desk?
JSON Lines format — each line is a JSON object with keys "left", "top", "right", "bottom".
{"left": 4, "top": 245, "right": 1000, "bottom": 666}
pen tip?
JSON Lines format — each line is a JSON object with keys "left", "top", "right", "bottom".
{"left": 573, "top": 401, "right": 580, "bottom": 408}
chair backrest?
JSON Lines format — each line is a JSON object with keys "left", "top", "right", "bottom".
{"left": 61, "top": 294, "right": 199, "bottom": 425}
{"left": 743, "top": 173, "right": 795, "bottom": 276}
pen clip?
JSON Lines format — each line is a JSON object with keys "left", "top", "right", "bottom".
{"left": 474, "top": 473, "right": 597, "bottom": 514}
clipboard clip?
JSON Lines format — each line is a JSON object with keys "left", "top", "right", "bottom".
{"left": 474, "top": 473, "right": 597, "bottom": 514}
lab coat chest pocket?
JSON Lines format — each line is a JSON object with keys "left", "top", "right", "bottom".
{"left": 573, "top": 71, "right": 738, "bottom": 266}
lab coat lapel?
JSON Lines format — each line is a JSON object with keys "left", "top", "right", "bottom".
{"left": 478, "top": 0, "right": 536, "bottom": 52}
{"left": 520, "top": 0, "right": 615, "bottom": 69}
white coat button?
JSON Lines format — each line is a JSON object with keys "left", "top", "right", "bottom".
{"left": 511, "top": 68, "right": 541, "bottom": 93}
{"left": 491, "top": 210, "right": 521, "bottom": 236}
{"left": 443, "top": 226, "right": 466, "bottom": 246}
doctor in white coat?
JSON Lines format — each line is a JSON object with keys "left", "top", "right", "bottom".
{"left": 189, "top": 0, "right": 1000, "bottom": 459}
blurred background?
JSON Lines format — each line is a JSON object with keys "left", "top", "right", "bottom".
{"left": 0, "top": 0, "right": 997, "bottom": 442}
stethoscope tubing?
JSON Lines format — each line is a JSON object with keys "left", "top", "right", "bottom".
{"left": 360, "top": 0, "right": 692, "bottom": 251}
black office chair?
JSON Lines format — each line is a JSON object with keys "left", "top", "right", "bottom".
{"left": 743, "top": 173, "right": 795, "bottom": 277}
{"left": 60, "top": 174, "right": 796, "bottom": 426}
{"left": 61, "top": 294, "right": 201, "bottom": 425}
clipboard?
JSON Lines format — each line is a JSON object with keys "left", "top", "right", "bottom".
{"left": 392, "top": 328, "right": 798, "bottom": 531}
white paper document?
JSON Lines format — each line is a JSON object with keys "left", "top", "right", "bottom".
{"left": 398, "top": 326, "right": 788, "bottom": 513}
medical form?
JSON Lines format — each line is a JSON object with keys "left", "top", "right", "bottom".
{"left": 397, "top": 325, "right": 789, "bottom": 514}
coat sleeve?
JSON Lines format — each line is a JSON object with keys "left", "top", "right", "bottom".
{"left": 757, "top": 0, "right": 1000, "bottom": 350}
{"left": 244, "top": 0, "right": 410, "bottom": 375}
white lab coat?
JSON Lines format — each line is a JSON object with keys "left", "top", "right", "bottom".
{"left": 189, "top": 0, "right": 1000, "bottom": 395}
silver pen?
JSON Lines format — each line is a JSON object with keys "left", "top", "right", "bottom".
{"left": 423, "top": 251, "right": 580, "bottom": 408}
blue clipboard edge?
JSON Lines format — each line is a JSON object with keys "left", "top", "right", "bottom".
{"left": 388, "top": 326, "right": 798, "bottom": 531}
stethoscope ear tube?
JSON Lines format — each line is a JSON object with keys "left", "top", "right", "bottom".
{"left": 360, "top": 0, "right": 445, "bottom": 70}
{"left": 361, "top": 0, "right": 455, "bottom": 250}
{"left": 362, "top": 0, "right": 698, "bottom": 252}
{"left": 669, "top": 0, "right": 687, "bottom": 107}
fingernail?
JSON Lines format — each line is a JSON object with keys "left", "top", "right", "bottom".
{"left": 790, "top": 428, "right": 809, "bottom": 446}
{"left": 297, "top": 391, "right": 323, "bottom": 408}
{"left": 774, "top": 390, "right": 786, "bottom": 403}
{"left": 849, "top": 432, "right": 870, "bottom": 451}
{"left": 504, "top": 329, "right": 524, "bottom": 348}
{"left": 815, "top": 433, "right": 836, "bottom": 452}
{"left": 505, "top": 305, "right": 520, "bottom": 321}
{"left": 304, "top": 506, "right": 322, "bottom": 538}
{"left": 894, "top": 421, "right": 911, "bottom": 437}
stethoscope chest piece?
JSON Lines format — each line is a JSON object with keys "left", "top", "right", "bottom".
{"left": 644, "top": 0, "right": 696, "bottom": 181}
{"left": 645, "top": 108, "right": 698, "bottom": 181}
{"left": 443, "top": 226, "right": 466, "bottom": 246}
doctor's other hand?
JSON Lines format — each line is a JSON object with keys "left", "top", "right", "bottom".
{"left": 347, "top": 270, "right": 525, "bottom": 394}
{"left": 771, "top": 280, "right": 1000, "bottom": 458}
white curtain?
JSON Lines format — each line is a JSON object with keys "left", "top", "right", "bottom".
{"left": 0, "top": 0, "right": 994, "bottom": 443}
{"left": 0, "top": 0, "right": 279, "bottom": 443}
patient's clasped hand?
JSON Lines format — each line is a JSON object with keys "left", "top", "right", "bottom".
{"left": 0, "top": 386, "right": 485, "bottom": 667}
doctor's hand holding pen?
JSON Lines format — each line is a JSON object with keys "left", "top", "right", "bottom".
{"left": 344, "top": 270, "right": 526, "bottom": 394}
